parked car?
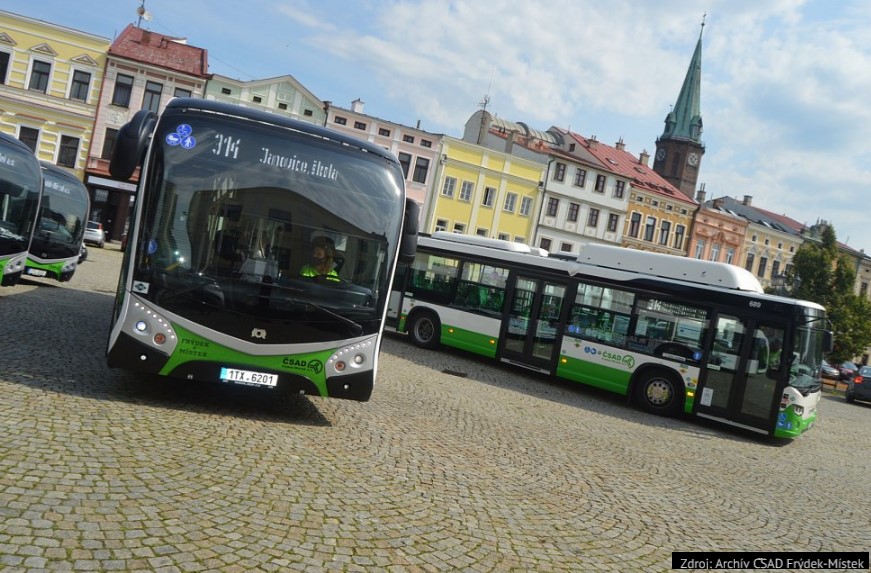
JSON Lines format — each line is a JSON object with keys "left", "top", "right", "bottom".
{"left": 820, "top": 359, "right": 839, "bottom": 379}
{"left": 846, "top": 365, "right": 871, "bottom": 404}
{"left": 838, "top": 361, "right": 859, "bottom": 381}
{"left": 83, "top": 221, "right": 105, "bottom": 248}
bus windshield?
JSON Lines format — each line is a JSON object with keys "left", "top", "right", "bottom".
{"left": 132, "top": 109, "right": 405, "bottom": 343}
{"left": 29, "top": 166, "right": 89, "bottom": 260}
{"left": 0, "top": 139, "right": 42, "bottom": 257}
{"left": 789, "top": 325, "right": 826, "bottom": 392}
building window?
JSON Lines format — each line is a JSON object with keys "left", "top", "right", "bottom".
{"left": 435, "top": 219, "right": 447, "bottom": 232}
{"left": 594, "top": 174, "right": 606, "bottom": 193}
{"left": 143, "top": 80, "right": 163, "bottom": 113}
{"left": 28, "top": 60, "right": 51, "bottom": 93}
{"left": 221, "top": 87, "right": 232, "bottom": 95}
{"left": 101, "top": 128, "right": 119, "bottom": 160}
{"left": 498, "top": 233, "right": 510, "bottom": 241}
{"left": 303, "top": 109, "right": 313, "bottom": 116}
{"left": 403, "top": 134, "right": 415, "bottom": 143}
{"left": 860, "top": 282, "right": 868, "bottom": 298}
{"left": 459, "top": 180, "right": 473, "bottom": 202}
{"left": 354, "top": 121, "right": 366, "bottom": 130}
{"left": 643, "top": 216, "right": 656, "bottom": 241}
{"left": 174, "top": 87, "right": 192, "bottom": 98}
{"left": 725, "top": 248, "right": 735, "bottom": 265}
{"left": 573, "top": 168, "right": 587, "bottom": 187}
{"left": 651, "top": 200, "right": 659, "bottom": 207}
{"left": 771, "top": 260, "right": 781, "bottom": 278}
{"left": 628, "top": 213, "right": 641, "bottom": 238}
{"left": 607, "top": 213, "right": 619, "bottom": 232}
{"left": 710, "top": 243, "right": 720, "bottom": 262}
{"left": 18, "top": 126, "right": 39, "bottom": 153}
{"left": 546, "top": 198, "right": 559, "bottom": 217}
{"left": 659, "top": 221, "right": 671, "bottom": 245}
{"left": 0, "top": 51, "right": 10, "bottom": 85}
{"left": 278, "top": 103, "right": 288, "bottom": 110}
{"left": 334, "top": 116, "right": 347, "bottom": 125}
{"left": 453, "top": 222, "right": 466, "bottom": 234}
{"left": 378, "top": 128, "right": 391, "bottom": 137}
{"left": 561, "top": 242, "right": 573, "bottom": 252}
{"left": 520, "top": 196, "right": 533, "bottom": 216}
{"left": 757, "top": 257, "right": 768, "bottom": 278}
{"left": 69, "top": 70, "right": 91, "bottom": 101}
{"left": 57, "top": 135, "right": 79, "bottom": 168}
{"left": 482, "top": 186, "right": 496, "bottom": 207}
{"left": 554, "top": 162, "right": 566, "bottom": 182}
{"left": 540, "top": 238, "right": 552, "bottom": 251}
{"left": 569, "top": 143, "right": 576, "bottom": 152}
{"left": 441, "top": 176, "right": 456, "bottom": 198}
{"left": 567, "top": 202, "right": 580, "bottom": 222}
{"left": 253, "top": 96, "right": 263, "bottom": 103}
{"left": 397, "top": 152, "right": 411, "bottom": 179}
{"left": 673, "top": 225, "right": 686, "bottom": 250}
{"left": 751, "top": 234, "right": 757, "bottom": 242}
{"left": 587, "top": 208, "right": 600, "bottom": 227}
{"left": 412, "top": 157, "right": 430, "bottom": 184}
{"left": 504, "top": 193, "right": 517, "bottom": 212}
{"left": 421, "top": 139, "right": 432, "bottom": 148}
{"left": 745, "top": 253, "right": 755, "bottom": 272}
{"left": 694, "top": 239, "right": 705, "bottom": 259}
{"left": 614, "top": 180, "right": 625, "bottom": 199}
{"left": 476, "top": 228, "right": 488, "bottom": 237}
{"left": 764, "top": 238, "right": 770, "bottom": 246}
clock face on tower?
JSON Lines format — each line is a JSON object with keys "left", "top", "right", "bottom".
{"left": 687, "top": 152, "right": 699, "bottom": 166}
{"left": 655, "top": 148, "right": 666, "bottom": 162}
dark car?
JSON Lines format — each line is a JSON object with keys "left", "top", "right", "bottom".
{"left": 846, "top": 365, "right": 871, "bottom": 404}
{"left": 838, "top": 361, "right": 859, "bottom": 381}
{"left": 821, "top": 359, "right": 839, "bottom": 379}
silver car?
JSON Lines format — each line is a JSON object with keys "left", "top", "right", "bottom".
{"left": 83, "top": 220, "right": 105, "bottom": 248}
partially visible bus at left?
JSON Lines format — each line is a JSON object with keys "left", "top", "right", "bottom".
{"left": 0, "top": 132, "right": 42, "bottom": 287}
{"left": 24, "top": 162, "right": 90, "bottom": 282}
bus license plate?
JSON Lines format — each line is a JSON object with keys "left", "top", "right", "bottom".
{"left": 219, "top": 367, "right": 278, "bottom": 387}
{"left": 26, "top": 268, "right": 47, "bottom": 277}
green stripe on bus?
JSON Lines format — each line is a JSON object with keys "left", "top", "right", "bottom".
{"left": 440, "top": 324, "right": 498, "bottom": 358}
{"left": 556, "top": 355, "right": 632, "bottom": 395}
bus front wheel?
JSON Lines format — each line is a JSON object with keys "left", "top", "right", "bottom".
{"left": 634, "top": 370, "right": 683, "bottom": 416}
{"left": 408, "top": 312, "right": 440, "bottom": 349}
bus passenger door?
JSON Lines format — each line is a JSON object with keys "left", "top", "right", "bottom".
{"left": 695, "top": 313, "right": 785, "bottom": 433}
{"left": 498, "top": 275, "right": 566, "bottom": 373}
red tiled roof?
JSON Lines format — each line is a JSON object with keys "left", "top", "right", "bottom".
{"left": 109, "top": 25, "right": 208, "bottom": 77}
{"left": 561, "top": 129, "right": 697, "bottom": 205}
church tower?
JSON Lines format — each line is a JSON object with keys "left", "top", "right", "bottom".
{"left": 653, "top": 21, "right": 705, "bottom": 196}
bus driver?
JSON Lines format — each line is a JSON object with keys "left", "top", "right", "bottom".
{"left": 300, "top": 236, "right": 340, "bottom": 282}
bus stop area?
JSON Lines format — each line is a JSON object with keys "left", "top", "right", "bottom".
{"left": 1, "top": 245, "right": 869, "bottom": 571}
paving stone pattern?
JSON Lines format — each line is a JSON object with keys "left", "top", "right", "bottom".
{"left": 1, "top": 245, "right": 869, "bottom": 572}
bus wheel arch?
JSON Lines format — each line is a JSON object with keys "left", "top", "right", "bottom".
{"left": 407, "top": 309, "right": 441, "bottom": 349}
{"left": 631, "top": 366, "right": 684, "bottom": 416}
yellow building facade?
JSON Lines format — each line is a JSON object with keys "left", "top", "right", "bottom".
{"left": 423, "top": 137, "right": 544, "bottom": 244}
{"left": 0, "top": 11, "right": 109, "bottom": 179}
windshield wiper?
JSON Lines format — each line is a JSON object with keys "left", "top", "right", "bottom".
{"left": 286, "top": 297, "right": 363, "bottom": 336}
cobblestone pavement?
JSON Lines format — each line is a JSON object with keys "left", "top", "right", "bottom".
{"left": 1, "top": 245, "right": 869, "bottom": 572}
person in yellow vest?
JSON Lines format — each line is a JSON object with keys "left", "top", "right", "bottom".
{"left": 300, "top": 236, "right": 340, "bottom": 282}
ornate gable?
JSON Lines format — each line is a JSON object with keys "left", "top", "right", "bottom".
{"left": 71, "top": 54, "right": 99, "bottom": 67}
{"left": 30, "top": 43, "right": 58, "bottom": 57}
{"left": 0, "top": 32, "right": 15, "bottom": 46}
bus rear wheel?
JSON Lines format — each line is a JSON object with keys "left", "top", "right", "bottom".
{"left": 634, "top": 370, "right": 683, "bottom": 416}
{"left": 408, "top": 311, "right": 440, "bottom": 349}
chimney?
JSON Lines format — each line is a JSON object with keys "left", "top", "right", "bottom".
{"left": 743, "top": 195, "right": 752, "bottom": 206}
{"left": 587, "top": 135, "right": 598, "bottom": 148}
{"left": 615, "top": 137, "right": 626, "bottom": 151}
{"left": 351, "top": 98, "right": 364, "bottom": 113}
{"left": 695, "top": 182, "right": 706, "bottom": 203}
{"left": 639, "top": 149, "right": 650, "bottom": 166}
{"left": 416, "top": 119, "right": 421, "bottom": 129}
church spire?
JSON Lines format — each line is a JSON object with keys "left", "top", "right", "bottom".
{"left": 661, "top": 17, "right": 704, "bottom": 143}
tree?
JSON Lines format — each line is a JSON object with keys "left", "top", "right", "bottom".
{"left": 788, "top": 225, "right": 871, "bottom": 362}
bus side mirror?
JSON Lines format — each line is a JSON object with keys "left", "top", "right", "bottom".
{"left": 398, "top": 198, "right": 419, "bottom": 264}
{"left": 109, "top": 110, "right": 157, "bottom": 180}
{"left": 823, "top": 330, "right": 834, "bottom": 354}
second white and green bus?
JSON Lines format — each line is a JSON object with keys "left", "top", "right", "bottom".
{"left": 388, "top": 232, "right": 832, "bottom": 439}
{"left": 0, "top": 132, "right": 42, "bottom": 286}
{"left": 24, "top": 162, "right": 90, "bottom": 282}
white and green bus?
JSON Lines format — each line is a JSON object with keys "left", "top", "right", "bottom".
{"left": 105, "top": 98, "right": 418, "bottom": 401}
{"left": 24, "top": 162, "right": 90, "bottom": 282}
{"left": 0, "top": 132, "right": 43, "bottom": 287}
{"left": 388, "top": 232, "right": 832, "bottom": 438}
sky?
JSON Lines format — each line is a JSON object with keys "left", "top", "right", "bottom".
{"left": 6, "top": 0, "right": 871, "bottom": 254}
